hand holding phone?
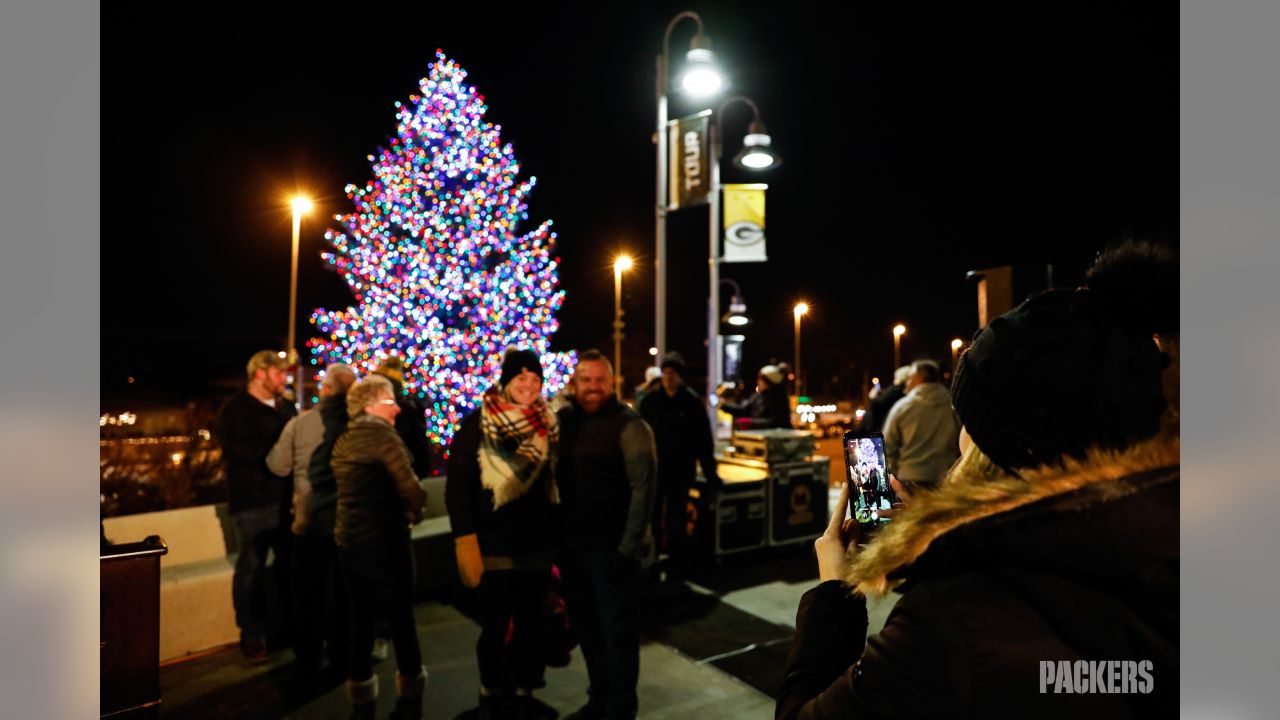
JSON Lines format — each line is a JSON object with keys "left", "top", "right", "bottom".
{"left": 843, "top": 430, "right": 898, "bottom": 537}
{"left": 816, "top": 481, "right": 861, "bottom": 582}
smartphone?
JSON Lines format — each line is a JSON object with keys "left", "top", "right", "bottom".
{"left": 842, "top": 430, "right": 897, "bottom": 530}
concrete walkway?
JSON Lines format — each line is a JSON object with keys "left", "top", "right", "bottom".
{"left": 160, "top": 597, "right": 776, "bottom": 719}
{"left": 158, "top": 490, "right": 899, "bottom": 719}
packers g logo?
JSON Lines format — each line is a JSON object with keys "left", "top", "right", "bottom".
{"left": 726, "top": 221, "right": 764, "bottom": 247}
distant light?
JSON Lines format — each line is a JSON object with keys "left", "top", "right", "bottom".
{"left": 648, "top": 347, "right": 658, "bottom": 356}
{"left": 291, "top": 196, "right": 313, "bottom": 215}
{"left": 170, "top": 453, "right": 183, "bottom": 466}
{"left": 723, "top": 297, "right": 750, "bottom": 326}
{"left": 734, "top": 133, "right": 781, "bottom": 170}
{"left": 855, "top": 408, "right": 867, "bottom": 419}
{"left": 794, "top": 302, "right": 809, "bottom": 317}
{"left": 614, "top": 255, "right": 633, "bottom": 273}
{"left": 893, "top": 324, "right": 907, "bottom": 338}
{"left": 739, "top": 150, "right": 775, "bottom": 168}
{"left": 951, "top": 338, "right": 963, "bottom": 350}
{"left": 277, "top": 351, "right": 288, "bottom": 359}
{"left": 127, "top": 376, "right": 135, "bottom": 384}
{"left": 680, "top": 47, "right": 722, "bottom": 97}
{"left": 871, "top": 376, "right": 880, "bottom": 386}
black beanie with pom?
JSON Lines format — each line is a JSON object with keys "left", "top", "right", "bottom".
{"left": 498, "top": 349, "right": 544, "bottom": 388}
{"left": 950, "top": 288, "right": 1169, "bottom": 473}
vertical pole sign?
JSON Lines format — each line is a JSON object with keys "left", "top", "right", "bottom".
{"left": 667, "top": 110, "right": 712, "bottom": 209}
{"left": 722, "top": 183, "right": 768, "bottom": 262}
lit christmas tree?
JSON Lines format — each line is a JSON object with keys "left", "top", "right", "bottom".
{"left": 309, "top": 51, "right": 574, "bottom": 446}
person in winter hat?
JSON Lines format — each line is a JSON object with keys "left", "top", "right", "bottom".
{"left": 638, "top": 352, "right": 720, "bottom": 578}
{"left": 719, "top": 363, "right": 792, "bottom": 429}
{"left": 447, "top": 348, "right": 560, "bottom": 719}
{"left": 778, "top": 245, "right": 1179, "bottom": 718}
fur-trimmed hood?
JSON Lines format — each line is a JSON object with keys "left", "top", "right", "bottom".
{"left": 846, "top": 434, "right": 1180, "bottom": 597}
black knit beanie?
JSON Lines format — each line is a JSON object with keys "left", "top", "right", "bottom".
{"left": 660, "top": 351, "right": 687, "bottom": 375}
{"left": 950, "top": 288, "right": 1168, "bottom": 473}
{"left": 499, "top": 349, "right": 544, "bottom": 388}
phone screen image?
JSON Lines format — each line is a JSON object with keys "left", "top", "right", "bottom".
{"left": 843, "top": 432, "right": 896, "bottom": 525}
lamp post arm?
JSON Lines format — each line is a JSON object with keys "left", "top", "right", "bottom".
{"left": 719, "top": 277, "right": 744, "bottom": 303}
{"left": 660, "top": 11, "right": 705, "bottom": 96}
{"left": 714, "top": 95, "right": 763, "bottom": 144}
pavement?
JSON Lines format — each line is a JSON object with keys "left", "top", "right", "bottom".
{"left": 159, "top": 491, "right": 896, "bottom": 719}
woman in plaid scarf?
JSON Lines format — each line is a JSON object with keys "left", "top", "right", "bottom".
{"left": 446, "top": 348, "right": 561, "bottom": 719}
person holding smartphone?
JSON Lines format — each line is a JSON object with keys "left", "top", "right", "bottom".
{"left": 778, "top": 246, "right": 1179, "bottom": 717}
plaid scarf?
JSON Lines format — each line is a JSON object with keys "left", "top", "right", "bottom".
{"left": 479, "top": 387, "right": 560, "bottom": 509}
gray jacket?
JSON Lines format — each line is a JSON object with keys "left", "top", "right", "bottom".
{"left": 267, "top": 408, "right": 325, "bottom": 534}
{"left": 883, "top": 383, "right": 961, "bottom": 484}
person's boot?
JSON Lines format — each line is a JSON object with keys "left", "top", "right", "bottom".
{"left": 389, "top": 666, "right": 427, "bottom": 720}
{"left": 514, "top": 689, "right": 560, "bottom": 720}
{"left": 476, "top": 688, "right": 503, "bottom": 720}
{"left": 346, "top": 674, "right": 378, "bottom": 720}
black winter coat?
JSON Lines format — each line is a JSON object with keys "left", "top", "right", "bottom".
{"left": 723, "top": 383, "right": 792, "bottom": 429}
{"left": 380, "top": 374, "right": 434, "bottom": 478}
{"left": 638, "top": 386, "right": 718, "bottom": 488}
{"left": 556, "top": 397, "right": 657, "bottom": 558}
{"left": 214, "top": 388, "right": 297, "bottom": 513}
{"left": 777, "top": 438, "right": 1179, "bottom": 719}
{"left": 445, "top": 410, "right": 560, "bottom": 558}
{"left": 302, "top": 392, "right": 348, "bottom": 537}
{"left": 863, "top": 383, "right": 905, "bottom": 434}
{"left": 332, "top": 415, "right": 428, "bottom": 548}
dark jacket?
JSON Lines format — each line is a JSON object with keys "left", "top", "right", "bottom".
{"left": 638, "top": 385, "right": 718, "bottom": 487}
{"left": 556, "top": 396, "right": 657, "bottom": 559}
{"left": 213, "top": 388, "right": 297, "bottom": 513}
{"left": 723, "top": 383, "right": 792, "bottom": 429}
{"left": 862, "top": 382, "right": 905, "bottom": 433}
{"left": 378, "top": 374, "right": 434, "bottom": 478}
{"left": 332, "top": 414, "right": 428, "bottom": 548}
{"left": 445, "top": 410, "right": 559, "bottom": 558}
{"left": 777, "top": 437, "right": 1179, "bottom": 719}
{"left": 302, "top": 392, "right": 348, "bottom": 537}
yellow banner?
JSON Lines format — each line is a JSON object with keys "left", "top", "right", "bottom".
{"left": 723, "top": 183, "right": 768, "bottom": 262}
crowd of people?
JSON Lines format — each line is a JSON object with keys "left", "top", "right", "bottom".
{"left": 211, "top": 239, "right": 1178, "bottom": 718}
{"left": 215, "top": 342, "right": 723, "bottom": 719}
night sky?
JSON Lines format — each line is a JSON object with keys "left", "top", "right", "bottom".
{"left": 104, "top": 2, "right": 1175, "bottom": 407}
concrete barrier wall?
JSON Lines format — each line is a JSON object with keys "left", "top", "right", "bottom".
{"left": 102, "top": 476, "right": 456, "bottom": 662}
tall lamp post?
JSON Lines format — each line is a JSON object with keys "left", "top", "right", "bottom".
{"left": 707, "top": 96, "right": 780, "bottom": 408}
{"left": 794, "top": 302, "right": 809, "bottom": 398}
{"left": 289, "top": 195, "right": 313, "bottom": 410}
{"left": 613, "top": 255, "right": 633, "bottom": 399}
{"left": 893, "top": 323, "right": 907, "bottom": 371}
{"left": 655, "top": 11, "right": 722, "bottom": 361}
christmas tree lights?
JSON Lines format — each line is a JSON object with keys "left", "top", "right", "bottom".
{"left": 310, "top": 51, "right": 574, "bottom": 446}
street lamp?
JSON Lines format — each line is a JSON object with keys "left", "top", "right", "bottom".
{"left": 893, "top": 323, "right": 907, "bottom": 370}
{"left": 707, "top": 95, "right": 779, "bottom": 410}
{"left": 951, "top": 338, "right": 964, "bottom": 372}
{"left": 613, "top": 255, "right": 633, "bottom": 398}
{"left": 794, "top": 302, "right": 809, "bottom": 397}
{"left": 288, "top": 195, "right": 313, "bottom": 410}
{"left": 720, "top": 278, "right": 749, "bottom": 326}
{"left": 655, "top": 11, "right": 722, "bottom": 363}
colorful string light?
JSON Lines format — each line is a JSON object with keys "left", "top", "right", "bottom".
{"left": 310, "top": 51, "right": 575, "bottom": 446}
